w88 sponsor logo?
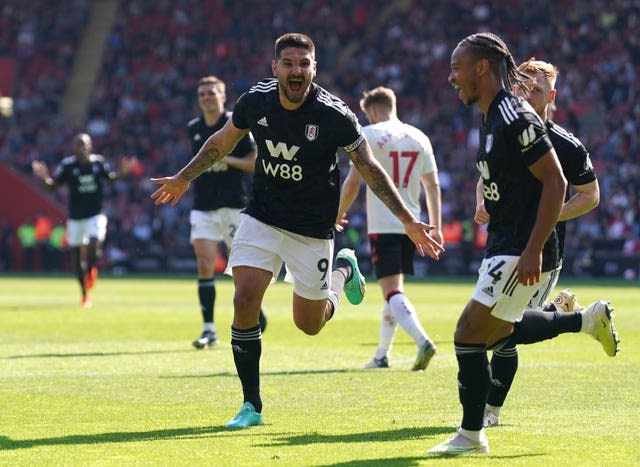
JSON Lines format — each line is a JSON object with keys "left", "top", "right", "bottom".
{"left": 262, "top": 139, "right": 303, "bottom": 181}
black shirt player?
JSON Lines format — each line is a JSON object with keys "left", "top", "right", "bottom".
{"left": 32, "top": 133, "right": 137, "bottom": 307}
{"left": 151, "top": 32, "right": 443, "bottom": 430}
{"left": 428, "top": 32, "right": 567, "bottom": 455}
{"left": 481, "top": 59, "right": 617, "bottom": 431}
{"left": 234, "top": 78, "right": 359, "bottom": 239}
{"left": 186, "top": 76, "right": 261, "bottom": 350}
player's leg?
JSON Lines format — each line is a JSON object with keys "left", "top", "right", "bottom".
{"left": 288, "top": 243, "right": 363, "bottom": 335}
{"left": 192, "top": 238, "right": 218, "bottom": 348}
{"left": 70, "top": 246, "right": 89, "bottom": 306}
{"left": 225, "top": 264, "right": 271, "bottom": 429}
{"left": 223, "top": 214, "right": 286, "bottom": 429}
{"left": 190, "top": 210, "right": 220, "bottom": 348}
{"left": 271, "top": 226, "right": 364, "bottom": 335}
{"left": 84, "top": 237, "right": 100, "bottom": 289}
{"left": 365, "top": 233, "right": 399, "bottom": 367}
{"left": 429, "top": 256, "right": 537, "bottom": 455}
{"left": 428, "top": 299, "right": 501, "bottom": 455}
{"left": 484, "top": 268, "right": 557, "bottom": 426}
{"left": 379, "top": 276, "right": 436, "bottom": 371}
{"left": 511, "top": 303, "right": 619, "bottom": 356}
{"left": 83, "top": 214, "right": 107, "bottom": 290}
{"left": 368, "top": 234, "right": 435, "bottom": 370}
{"left": 511, "top": 267, "right": 618, "bottom": 354}
{"left": 66, "top": 219, "right": 90, "bottom": 307}
{"left": 364, "top": 301, "right": 396, "bottom": 368}
{"left": 220, "top": 208, "right": 268, "bottom": 334}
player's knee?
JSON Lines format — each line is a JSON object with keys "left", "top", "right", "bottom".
{"left": 233, "top": 291, "right": 259, "bottom": 315}
{"left": 293, "top": 315, "right": 322, "bottom": 335}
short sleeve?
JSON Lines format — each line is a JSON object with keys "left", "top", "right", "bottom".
{"left": 510, "top": 111, "right": 553, "bottom": 167}
{"left": 338, "top": 109, "right": 365, "bottom": 153}
{"left": 232, "top": 92, "right": 252, "bottom": 130}
{"left": 233, "top": 131, "right": 257, "bottom": 157}
{"left": 564, "top": 144, "right": 596, "bottom": 186}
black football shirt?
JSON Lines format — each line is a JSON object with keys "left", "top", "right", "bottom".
{"left": 232, "top": 79, "right": 364, "bottom": 239}
{"left": 53, "top": 155, "right": 112, "bottom": 219}
{"left": 546, "top": 119, "right": 597, "bottom": 261}
{"left": 188, "top": 111, "right": 257, "bottom": 211}
{"left": 477, "top": 89, "right": 559, "bottom": 271}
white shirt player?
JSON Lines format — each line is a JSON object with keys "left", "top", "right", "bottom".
{"left": 363, "top": 118, "right": 438, "bottom": 234}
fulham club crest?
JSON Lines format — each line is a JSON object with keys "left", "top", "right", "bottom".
{"left": 305, "top": 124, "right": 319, "bottom": 141}
{"left": 485, "top": 134, "right": 493, "bottom": 153}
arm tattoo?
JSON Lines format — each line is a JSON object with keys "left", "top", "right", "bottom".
{"left": 351, "top": 144, "right": 409, "bottom": 219}
{"left": 182, "top": 146, "right": 224, "bottom": 181}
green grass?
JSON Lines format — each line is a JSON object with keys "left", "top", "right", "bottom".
{"left": 1, "top": 276, "right": 638, "bottom": 466}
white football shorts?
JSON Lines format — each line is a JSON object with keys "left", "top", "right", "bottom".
{"left": 66, "top": 213, "right": 107, "bottom": 247}
{"left": 527, "top": 264, "right": 562, "bottom": 310}
{"left": 189, "top": 208, "right": 242, "bottom": 246}
{"left": 471, "top": 255, "right": 552, "bottom": 322}
{"left": 227, "top": 214, "right": 334, "bottom": 300}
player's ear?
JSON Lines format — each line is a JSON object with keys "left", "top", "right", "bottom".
{"left": 272, "top": 60, "right": 277, "bottom": 77}
{"left": 476, "top": 58, "right": 489, "bottom": 76}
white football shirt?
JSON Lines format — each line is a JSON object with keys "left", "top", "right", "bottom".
{"left": 363, "top": 118, "right": 437, "bottom": 234}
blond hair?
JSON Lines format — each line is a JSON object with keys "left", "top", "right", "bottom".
{"left": 359, "top": 86, "right": 397, "bottom": 113}
{"left": 518, "top": 58, "right": 558, "bottom": 89}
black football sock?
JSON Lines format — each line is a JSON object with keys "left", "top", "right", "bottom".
{"left": 455, "top": 343, "right": 491, "bottom": 431}
{"left": 198, "top": 278, "right": 216, "bottom": 324}
{"left": 511, "top": 310, "right": 581, "bottom": 345}
{"left": 231, "top": 324, "right": 262, "bottom": 412}
{"left": 487, "top": 343, "right": 518, "bottom": 408}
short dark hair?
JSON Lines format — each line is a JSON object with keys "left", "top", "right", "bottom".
{"left": 458, "top": 32, "right": 530, "bottom": 93}
{"left": 274, "top": 33, "right": 315, "bottom": 60}
{"left": 196, "top": 75, "right": 225, "bottom": 93}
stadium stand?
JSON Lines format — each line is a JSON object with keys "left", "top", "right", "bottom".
{"left": 0, "top": 0, "right": 638, "bottom": 277}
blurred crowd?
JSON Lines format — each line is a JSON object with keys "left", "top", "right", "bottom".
{"left": 1, "top": 0, "right": 638, "bottom": 277}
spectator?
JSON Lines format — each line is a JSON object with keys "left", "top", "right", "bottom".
{"left": 17, "top": 217, "right": 36, "bottom": 271}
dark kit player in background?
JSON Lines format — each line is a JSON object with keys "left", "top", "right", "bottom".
{"left": 186, "top": 75, "right": 266, "bottom": 350}
{"left": 32, "top": 132, "right": 137, "bottom": 308}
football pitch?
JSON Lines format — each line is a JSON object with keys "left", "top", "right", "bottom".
{"left": 1, "top": 275, "right": 638, "bottom": 466}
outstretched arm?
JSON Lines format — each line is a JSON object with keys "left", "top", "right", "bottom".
{"left": 348, "top": 140, "right": 445, "bottom": 260}
{"left": 150, "top": 118, "right": 249, "bottom": 206}
{"left": 32, "top": 161, "right": 57, "bottom": 192}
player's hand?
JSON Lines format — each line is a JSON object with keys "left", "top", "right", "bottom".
{"left": 429, "top": 227, "right": 444, "bottom": 247}
{"left": 149, "top": 175, "right": 190, "bottom": 206}
{"left": 474, "top": 204, "right": 490, "bottom": 224}
{"left": 403, "top": 220, "right": 445, "bottom": 260}
{"left": 32, "top": 160, "right": 49, "bottom": 180}
{"left": 516, "top": 247, "right": 542, "bottom": 286}
{"left": 335, "top": 212, "right": 349, "bottom": 233}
